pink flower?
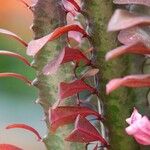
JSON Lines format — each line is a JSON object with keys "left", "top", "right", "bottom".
{"left": 125, "top": 108, "right": 150, "bottom": 145}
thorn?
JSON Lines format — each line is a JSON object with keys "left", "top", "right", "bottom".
{"left": 31, "top": 78, "right": 39, "bottom": 87}
{"left": 18, "top": 0, "right": 34, "bottom": 12}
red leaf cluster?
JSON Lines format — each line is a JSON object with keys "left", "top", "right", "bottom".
{"left": 65, "top": 115, "right": 109, "bottom": 146}
{"left": 49, "top": 106, "right": 102, "bottom": 132}
{"left": 43, "top": 0, "right": 108, "bottom": 148}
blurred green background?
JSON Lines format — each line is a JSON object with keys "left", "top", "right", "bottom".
{"left": 0, "top": 0, "right": 46, "bottom": 149}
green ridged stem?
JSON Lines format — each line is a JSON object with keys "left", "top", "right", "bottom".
{"left": 84, "top": 0, "right": 140, "bottom": 149}
{"left": 31, "top": 0, "right": 83, "bottom": 149}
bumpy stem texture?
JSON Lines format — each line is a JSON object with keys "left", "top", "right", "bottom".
{"left": 84, "top": 0, "right": 140, "bottom": 150}
{"left": 32, "top": 0, "right": 83, "bottom": 149}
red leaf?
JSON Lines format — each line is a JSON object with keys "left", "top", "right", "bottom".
{"left": 53, "top": 79, "right": 97, "bottom": 108}
{"left": 0, "top": 28, "right": 27, "bottom": 47}
{"left": 58, "top": 79, "right": 96, "bottom": 100}
{"left": 0, "top": 144, "right": 22, "bottom": 150}
{"left": 65, "top": 115, "right": 109, "bottom": 146}
{"left": 105, "top": 42, "right": 150, "bottom": 61}
{"left": 49, "top": 106, "right": 102, "bottom": 132}
{"left": 106, "top": 74, "right": 150, "bottom": 94}
{"left": 0, "top": 73, "right": 31, "bottom": 85}
{"left": 113, "top": 0, "right": 150, "bottom": 7}
{"left": 6, "top": 124, "right": 42, "bottom": 141}
{"left": 27, "top": 24, "right": 88, "bottom": 56}
{"left": 108, "top": 9, "right": 150, "bottom": 32}
{"left": 118, "top": 27, "right": 150, "bottom": 47}
{"left": 0, "top": 50, "right": 30, "bottom": 66}
{"left": 43, "top": 47, "right": 90, "bottom": 75}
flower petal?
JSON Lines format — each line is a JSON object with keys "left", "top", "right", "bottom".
{"left": 126, "top": 108, "right": 142, "bottom": 125}
{"left": 6, "top": 124, "right": 42, "bottom": 141}
{"left": 126, "top": 113, "right": 150, "bottom": 145}
{"left": 108, "top": 9, "right": 150, "bottom": 32}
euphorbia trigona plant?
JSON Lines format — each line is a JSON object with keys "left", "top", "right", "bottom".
{"left": 0, "top": 0, "right": 150, "bottom": 150}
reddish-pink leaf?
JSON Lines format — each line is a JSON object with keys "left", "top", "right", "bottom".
{"left": 53, "top": 79, "right": 97, "bottom": 108}
{"left": 49, "top": 106, "right": 102, "bottom": 132}
{"left": 0, "top": 144, "right": 22, "bottom": 150}
{"left": 118, "top": 27, "right": 150, "bottom": 47}
{"left": 6, "top": 124, "right": 42, "bottom": 141}
{"left": 113, "top": 0, "right": 150, "bottom": 7}
{"left": 106, "top": 74, "right": 150, "bottom": 94}
{"left": 0, "top": 50, "right": 30, "bottom": 66}
{"left": 58, "top": 79, "right": 96, "bottom": 100}
{"left": 105, "top": 42, "right": 150, "bottom": 61}
{"left": 43, "top": 47, "right": 90, "bottom": 75}
{"left": 65, "top": 115, "right": 109, "bottom": 146}
{"left": 27, "top": 24, "right": 88, "bottom": 56}
{"left": 0, "top": 73, "right": 31, "bottom": 85}
{"left": 108, "top": 9, "right": 150, "bottom": 32}
{"left": 0, "top": 28, "right": 27, "bottom": 47}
